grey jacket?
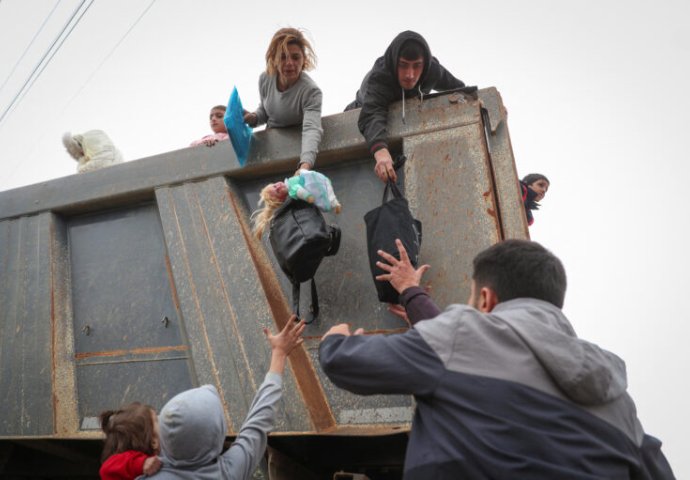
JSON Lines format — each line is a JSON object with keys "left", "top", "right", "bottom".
{"left": 320, "top": 298, "right": 674, "bottom": 479}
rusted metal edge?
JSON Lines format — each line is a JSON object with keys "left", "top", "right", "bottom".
{"left": 225, "top": 183, "right": 337, "bottom": 433}
{"left": 480, "top": 108, "right": 505, "bottom": 241}
{"left": 478, "top": 87, "right": 508, "bottom": 134}
{"left": 49, "top": 213, "right": 80, "bottom": 437}
{"left": 0, "top": 90, "right": 488, "bottom": 221}
{"left": 0, "top": 423, "right": 410, "bottom": 441}
{"left": 74, "top": 345, "right": 189, "bottom": 360}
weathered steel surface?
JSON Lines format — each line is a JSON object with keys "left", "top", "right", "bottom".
{"left": 156, "top": 178, "right": 326, "bottom": 433}
{"left": 479, "top": 87, "right": 529, "bottom": 240}
{"left": 238, "top": 160, "right": 414, "bottom": 334}
{"left": 404, "top": 123, "right": 502, "bottom": 307}
{"left": 66, "top": 204, "right": 194, "bottom": 420}
{"left": 50, "top": 213, "right": 80, "bottom": 436}
{"left": 0, "top": 214, "right": 54, "bottom": 435}
{"left": 0, "top": 89, "right": 527, "bottom": 439}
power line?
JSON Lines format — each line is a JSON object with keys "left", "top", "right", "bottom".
{"left": 0, "top": 0, "right": 62, "bottom": 97}
{"left": 0, "top": 0, "right": 94, "bottom": 127}
{"left": 2, "top": 0, "right": 158, "bottom": 186}
{"left": 58, "top": 0, "right": 158, "bottom": 115}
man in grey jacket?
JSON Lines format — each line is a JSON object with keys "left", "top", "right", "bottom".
{"left": 149, "top": 317, "right": 305, "bottom": 480}
{"left": 319, "top": 239, "right": 675, "bottom": 479}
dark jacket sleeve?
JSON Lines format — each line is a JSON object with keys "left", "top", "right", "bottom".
{"left": 636, "top": 434, "right": 676, "bottom": 479}
{"left": 429, "top": 57, "right": 466, "bottom": 91}
{"left": 357, "top": 70, "right": 397, "bottom": 155}
{"left": 319, "top": 329, "right": 445, "bottom": 397}
{"left": 400, "top": 286, "right": 442, "bottom": 325}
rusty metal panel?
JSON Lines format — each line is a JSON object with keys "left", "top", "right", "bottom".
{"left": 403, "top": 124, "right": 502, "bottom": 307}
{"left": 237, "top": 160, "right": 416, "bottom": 429}
{"left": 239, "top": 160, "right": 412, "bottom": 334}
{"left": 155, "top": 178, "right": 323, "bottom": 433}
{"left": 479, "top": 87, "right": 529, "bottom": 240}
{"left": 0, "top": 88, "right": 523, "bottom": 440}
{"left": 48, "top": 214, "right": 80, "bottom": 436}
{"left": 66, "top": 204, "right": 194, "bottom": 421}
{"left": 0, "top": 214, "right": 54, "bottom": 436}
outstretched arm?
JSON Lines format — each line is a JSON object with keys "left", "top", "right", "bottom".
{"left": 220, "top": 317, "right": 305, "bottom": 479}
{"left": 299, "top": 87, "right": 323, "bottom": 169}
{"left": 319, "top": 324, "right": 444, "bottom": 397}
{"left": 432, "top": 58, "right": 467, "bottom": 91}
{"left": 357, "top": 70, "right": 398, "bottom": 182}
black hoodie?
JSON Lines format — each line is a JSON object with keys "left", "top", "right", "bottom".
{"left": 345, "top": 31, "right": 476, "bottom": 156}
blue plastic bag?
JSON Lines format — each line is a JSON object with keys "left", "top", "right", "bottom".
{"left": 224, "top": 87, "right": 253, "bottom": 167}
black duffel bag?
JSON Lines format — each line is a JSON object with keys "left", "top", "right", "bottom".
{"left": 269, "top": 197, "right": 341, "bottom": 323}
{"left": 364, "top": 168, "right": 422, "bottom": 304}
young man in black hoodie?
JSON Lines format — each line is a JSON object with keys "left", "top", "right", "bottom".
{"left": 345, "top": 31, "right": 475, "bottom": 183}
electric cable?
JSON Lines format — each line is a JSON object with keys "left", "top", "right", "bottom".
{"left": 0, "top": 0, "right": 94, "bottom": 127}
{"left": 0, "top": 0, "right": 62, "bottom": 96}
{"left": 58, "top": 0, "right": 158, "bottom": 115}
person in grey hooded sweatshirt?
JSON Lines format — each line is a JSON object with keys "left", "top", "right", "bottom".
{"left": 320, "top": 239, "right": 675, "bottom": 479}
{"left": 344, "top": 30, "right": 476, "bottom": 183}
{"left": 149, "top": 317, "right": 305, "bottom": 480}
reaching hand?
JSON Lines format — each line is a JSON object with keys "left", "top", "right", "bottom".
{"left": 374, "top": 148, "right": 397, "bottom": 183}
{"left": 387, "top": 303, "right": 411, "bottom": 327}
{"left": 376, "top": 239, "right": 430, "bottom": 293}
{"left": 243, "top": 110, "right": 258, "bottom": 127}
{"left": 321, "top": 323, "right": 364, "bottom": 341}
{"left": 264, "top": 315, "right": 306, "bottom": 357}
{"left": 143, "top": 456, "right": 162, "bottom": 476}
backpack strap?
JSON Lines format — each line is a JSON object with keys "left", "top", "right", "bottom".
{"left": 291, "top": 278, "right": 319, "bottom": 325}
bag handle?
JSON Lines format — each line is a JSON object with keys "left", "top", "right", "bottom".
{"left": 291, "top": 278, "right": 318, "bottom": 324}
{"left": 381, "top": 155, "right": 407, "bottom": 204}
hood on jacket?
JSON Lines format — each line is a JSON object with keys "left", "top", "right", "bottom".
{"left": 492, "top": 298, "right": 628, "bottom": 406}
{"left": 382, "top": 30, "right": 432, "bottom": 92}
{"left": 158, "top": 385, "right": 226, "bottom": 470}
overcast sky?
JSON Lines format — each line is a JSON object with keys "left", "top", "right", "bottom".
{"left": 1, "top": 0, "right": 688, "bottom": 476}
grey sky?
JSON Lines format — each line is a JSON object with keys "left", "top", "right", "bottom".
{"left": 1, "top": 0, "right": 688, "bottom": 476}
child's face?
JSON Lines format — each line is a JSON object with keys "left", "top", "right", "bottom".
{"left": 528, "top": 179, "right": 549, "bottom": 202}
{"left": 151, "top": 410, "right": 160, "bottom": 454}
{"left": 209, "top": 108, "right": 227, "bottom": 134}
{"left": 269, "top": 182, "right": 288, "bottom": 201}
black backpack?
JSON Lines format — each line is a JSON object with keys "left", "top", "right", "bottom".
{"left": 269, "top": 198, "right": 341, "bottom": 323}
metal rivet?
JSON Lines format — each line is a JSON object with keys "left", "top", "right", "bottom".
{"left": 81, "top": 325, "right": 91, "bottom": 336}
{"left": 161, "top": 316, "right": 170, "bottom": 328}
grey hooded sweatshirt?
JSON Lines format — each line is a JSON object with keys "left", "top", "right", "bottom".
{"left": 320, "top": 297, "right": 675, "bottom": 479}
{"left": 148, "top": 373, "right": 281, "bottom": 480}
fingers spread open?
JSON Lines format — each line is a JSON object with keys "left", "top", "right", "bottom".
{"left": 376, "top": 260, "right": 393, "bottom": 272}
{"left": 396, "top": 239, "right": 409, "bottom": 263}
{"left": 377, "top": 249, "right": 397, "bottom": 264}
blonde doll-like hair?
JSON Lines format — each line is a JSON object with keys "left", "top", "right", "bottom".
{"left": 265, "top": 27, "right": 317, "bottom": 77}
{"left": 252, "top": 183, "right": 285, "bottom": 239}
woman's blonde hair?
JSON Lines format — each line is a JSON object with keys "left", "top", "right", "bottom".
{"left": 265, "top": 28, "right": 317, "bottom": 76}
{"left": 252, "top": 183, "right": 285, "bottom": 239}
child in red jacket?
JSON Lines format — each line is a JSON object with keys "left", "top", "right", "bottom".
{"left": 99, "top": 402, "right": 161, "bottom": 479}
